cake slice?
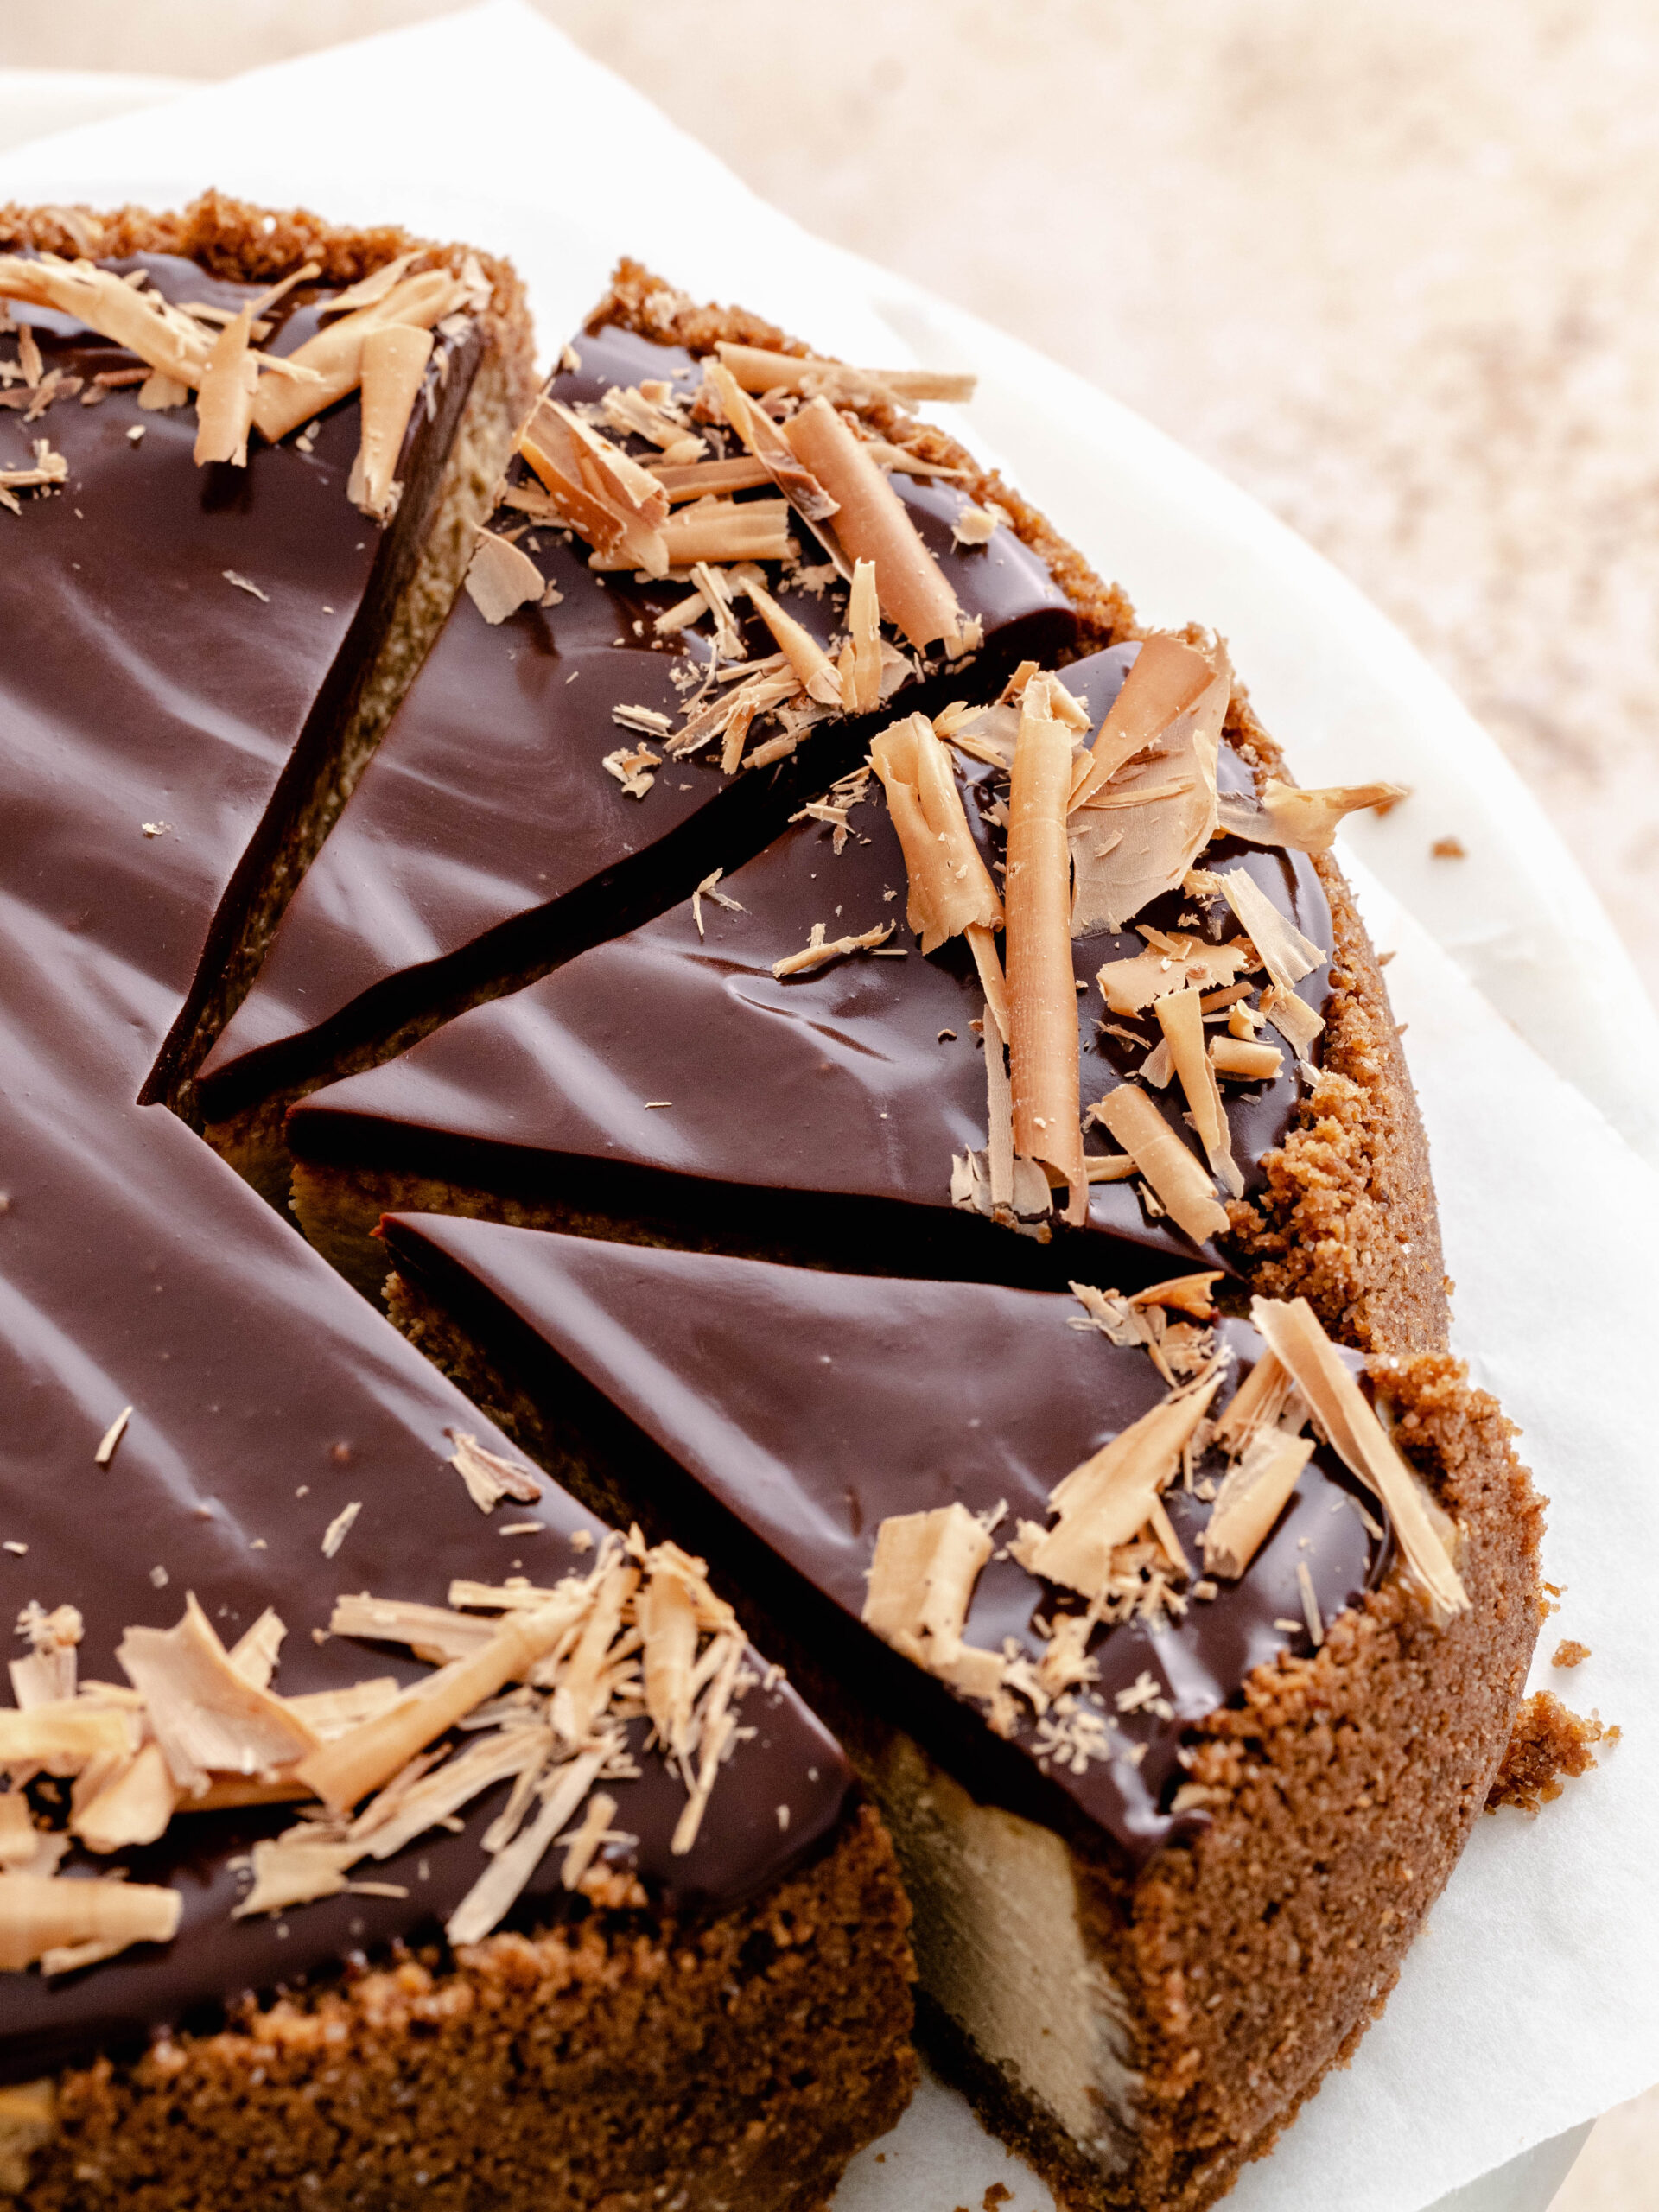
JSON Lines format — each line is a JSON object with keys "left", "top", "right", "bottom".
{"left": 0, "top": 203, "right": 913, "bottom": 2209}
{"left": 196, "top": 274, "right": 1085, "bottom": 1198}
{"left": 378, "top": 1217, "right": 1543, "bottom": 2212}
{"left": 284, "top": 640, "right": 1443, "bottom": 1351}
{"left": 0, "top": 192, "right": 534, "bottom": 1112}
{"left": 283, "top": 642, "right": 1345, "bottom": 1300}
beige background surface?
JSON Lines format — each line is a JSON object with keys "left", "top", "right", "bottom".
{"left": 0, "top": 4, "right": 1651, "bottom": 2204}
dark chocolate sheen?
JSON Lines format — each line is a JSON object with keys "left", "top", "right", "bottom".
{"left": 0, "top": 265, "right": 849, "bottom": 2082}
{"left": 197, "top": 325, "right": 1080, "bottom": 1116}
{"left": 379, "top": 1218, "right": 1390, "bottom": 1868}
{"left": 288, "top": 647, "right": 1331, "bottom": 1279}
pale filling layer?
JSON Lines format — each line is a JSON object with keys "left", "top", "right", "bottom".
{"left": 873, "top": 1732, "right": 1138, "bottom": 2169}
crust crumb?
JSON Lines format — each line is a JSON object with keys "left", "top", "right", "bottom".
{"left": 1485, "top": 1691, "right": 1606, "bottom": 1814}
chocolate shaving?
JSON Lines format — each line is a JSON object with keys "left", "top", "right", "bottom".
{"left": 251, "top": 268, "right": 465, "bottom": 447}
{"left": 464, "top": 528, "right": 545, "bottom": 625}
{"left": 1007, "top": 675, "right": 1088, "bottom": 1224}
{"left": 783, "top": 397, "right": 965, "bottom": 652}
{"left": 1211, "top": 1034, "right": 1283, "bottom": 1081}
{"left": 1016, "top": 1371, "right": 1223, "bottom": 1601}
{"left": 1154, "top": 988, "right": 1243, "bottom": 1197}
{"left": 772, "top": 920, "right": 894, "bottom": 977}
{"left": 348, "top": 324, "right": 434, "bottom": 520}
{"left": 1201, "top": 1430, "right": 1315, "bottom": 1578}
{"left": 714, "top": 341, "right": 975, "bottom": 407}
{"left": 0, "top": 1872, "right": 179, "bottom": 1973}
{"left": 1217, "top": 869, "right": 1326, "bottom": 1057}
{"left": 1089, "top": 1084, "right": 1230, "bottom": 1246}
{"left": 702, "top": 359, "right": 840, "bottom": 534}
{"left": 117, "top": 1594, "right": 320, "bottom": 1794}
{"left": 1217, "top": 777, "right": 1410, "bottom": 855}
{"left": 191, "top": 304, "right": 257, "bottom": 468}
{"left": 447, "top": 1431, "right": 542, "bottom": 1512}
{"left": 1249, "top": 1297, "right": 1470, "bottom": 1625}
{"left": 1071, "top": 637, "right": 1230, "bottom": 935}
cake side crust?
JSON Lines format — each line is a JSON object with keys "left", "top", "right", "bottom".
{"left": 17, "top": 1803, "right": 914, "bottom": 2212}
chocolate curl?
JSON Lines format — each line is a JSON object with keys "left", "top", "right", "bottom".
{"left": 296, "top": 1597, "right": 582, "bottom": 1814}
{"left": 193, "top": 304, "right": 257, "bottom": 468}
{"left": 518, "top": 397, "right": 670, "bottom": 575}
{"left": 1249, "top": 1297, "right": 1471, "bottom": 1626}
{"left": 783, "top": 397, "right": 965, "bottom": 652}
{"left": 0, "top": 1872, "right": 181, "bottom": 1973}
{"left": 0, "top": 253, "right": 211, "bottom": 390}
{"left": 348, "top": 324, "right": 435, "bottom": 519}
{"left": 251, "top": 268, "right": 465, "bottom": 444}
{"left": 715, "top": 340, "right": 977, "bottom": 406}
{"left": 868, "top": 713, "right": 1003, "bottom": 951}
{"left": 1070, "top": 636, "right": 1230, "bottom": 936}
{"left": 737, "top": 575, "right": 842, "bottom": 703}
{"left": 1006, "top": 675, "right": 1086, "bottom": 1224}
{"left": 1154, "top": 987, "right": 1243, "bottom": 1197}
{"left": 702, "top": 359, "right": 839, "bottom": 528}
{"left": 838, "top": 559, "right": 883, "bottom": 712}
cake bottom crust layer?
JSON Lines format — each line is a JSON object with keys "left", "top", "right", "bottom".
{"left": 16, "top": 1806, "right": 912, "bottom": 2212}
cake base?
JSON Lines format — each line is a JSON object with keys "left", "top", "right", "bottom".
{"left": 16, "top": 1806, "right": 912, "bottom": 2212}
{"left": 382, "top": 1255, "right": 1541, "bottom": 2212}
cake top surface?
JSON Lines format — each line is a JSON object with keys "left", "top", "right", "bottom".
{"left": 0, "top": 241, "right": 854, "bottom": 2079}
{"left": 381, "top": 1215, "right": 1399, "bottom": 1866}
{"left": 196, "top": 321, "right": 1080, "bottom": 1110}
{"left": 290, "top": 643, "right": 1332, "bottom": 1279}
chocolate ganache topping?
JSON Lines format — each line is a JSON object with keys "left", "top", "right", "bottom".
{"left": 287, "top": 646, "right": 1332, "bottom": 1286}
{"left": 378, "top": 1220, "right": 1393, "bottom": 1868}
{"left": 0, "top": 252, "right": 849, "bottom": 2083}
{"left": 197, "top": 325, "right": 1080, "bottom": 1123}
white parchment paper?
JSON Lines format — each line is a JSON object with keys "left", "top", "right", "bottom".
{"left": 1, "top": 12, "right": 1650, "bottom": 2204}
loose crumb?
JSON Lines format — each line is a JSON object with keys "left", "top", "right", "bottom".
{"left": 1551, "top": 1639, "right": 1590, "bottom": 1669}
{"left": 1485, "top": 1690, "right": 1606, "bottom": 1814}
{"left": 1430, "top": 836, "right": 1466, "bottom": 859}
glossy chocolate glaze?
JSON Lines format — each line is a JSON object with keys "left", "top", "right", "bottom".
{"left": 380, "top": 1219, "right": 1391, "bottom": 1871}
{"left": 288, "top": 646, "right": 1331, "bottom": 1285}
{"left": 1, "top": 253, "right": 480, "bottom": 1104}
{"left": 0, "top": 264, "right": 849, "bottom": 2082}
{"left": 197, "top": 325, "right": 1080, "bottom": 1118}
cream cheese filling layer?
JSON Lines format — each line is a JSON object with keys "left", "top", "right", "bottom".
{"left": 874, "top": 1732, "right": 1138, "bottom": 2168}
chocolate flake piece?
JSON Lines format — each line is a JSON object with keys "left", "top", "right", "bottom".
{"left": 92, "top": 1403, "right": 132, "bottom": 1468}
{"left": 868, "top": 716, "right": 1005, "bottom": 993}
{"left": 0, "top": 1872, "right": 181, "bottom": 1972}
{"left": 1090, "top": 1084, "right": 1229, "bottom": 1246}
{"left": 1017, "top": 1374, "right": 1223, "bottom": 1602}
{"left": 862, "top": 1503, "right": 995, "bottom": 1686}
{"left": 1071, "top": 636, "right": 1229, "bottom": 936}
{"left": 1217, "top": 869, "right": 1326, "bottom": 1058}
{"left": 118, "top": 1594, "right": 321, "bottom": 1794}
{"left": 221, "top": 569, "right": 269, "bottom": 603}
{"left": 191, "top": 303, "right": 259, "bottom": 467}
{"left": 447, "top": 1430, "right": 542, "bottom": 1512}
{"left": 463, "top": 526, "right": 545, "bottom": 625}
{"left": 1249, "top": 1297, "right": 1470, "bottom": 1626}
{"left": 784, "top": 397, "right": 965, "bottom": 652}
{"left": 348, "top": 323, "right": 435, "bottom": 520}
{"left": 1154, "top": 988, "right": 1243, "bottom": 1198}
{"left": 320, "top": 1502, "right": 361, "bottom": 1559}
{"left": 1096, "top": 930, "right": 1254, "bottom": 1017}
{"left": 1202, "top": 1430, "right": 1316, "bottom": 1579}
{"left": 1007, "top": 675, "right": 1088, "bottom": 1224}
{"left": 1210, "top": 1034, "right": 1284, "bottom": 1082}
{"left": 1216, "top": 777, "right": 1410, "bottom": 855}
{"left": 713, "top": 342, "right": 976, "bottom": 408}
{"left": 772, "top": 921, "right": 893, "bottom": 978}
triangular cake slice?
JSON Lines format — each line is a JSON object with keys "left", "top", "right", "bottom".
{"left": 378, "top": 1216, "right": 1542, "bottom": 2212}
{"left": 0, "top": 204, "right": 912, "bottom": 2209}
{"left": 197, "top": 271, "right": 1089, "bottom": 1194}
{"left": 284, "top": 643, "right": 1441, "bottom": 1346}
{"left": 0, "top": 191, "right": 534, "bottom": 1112}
